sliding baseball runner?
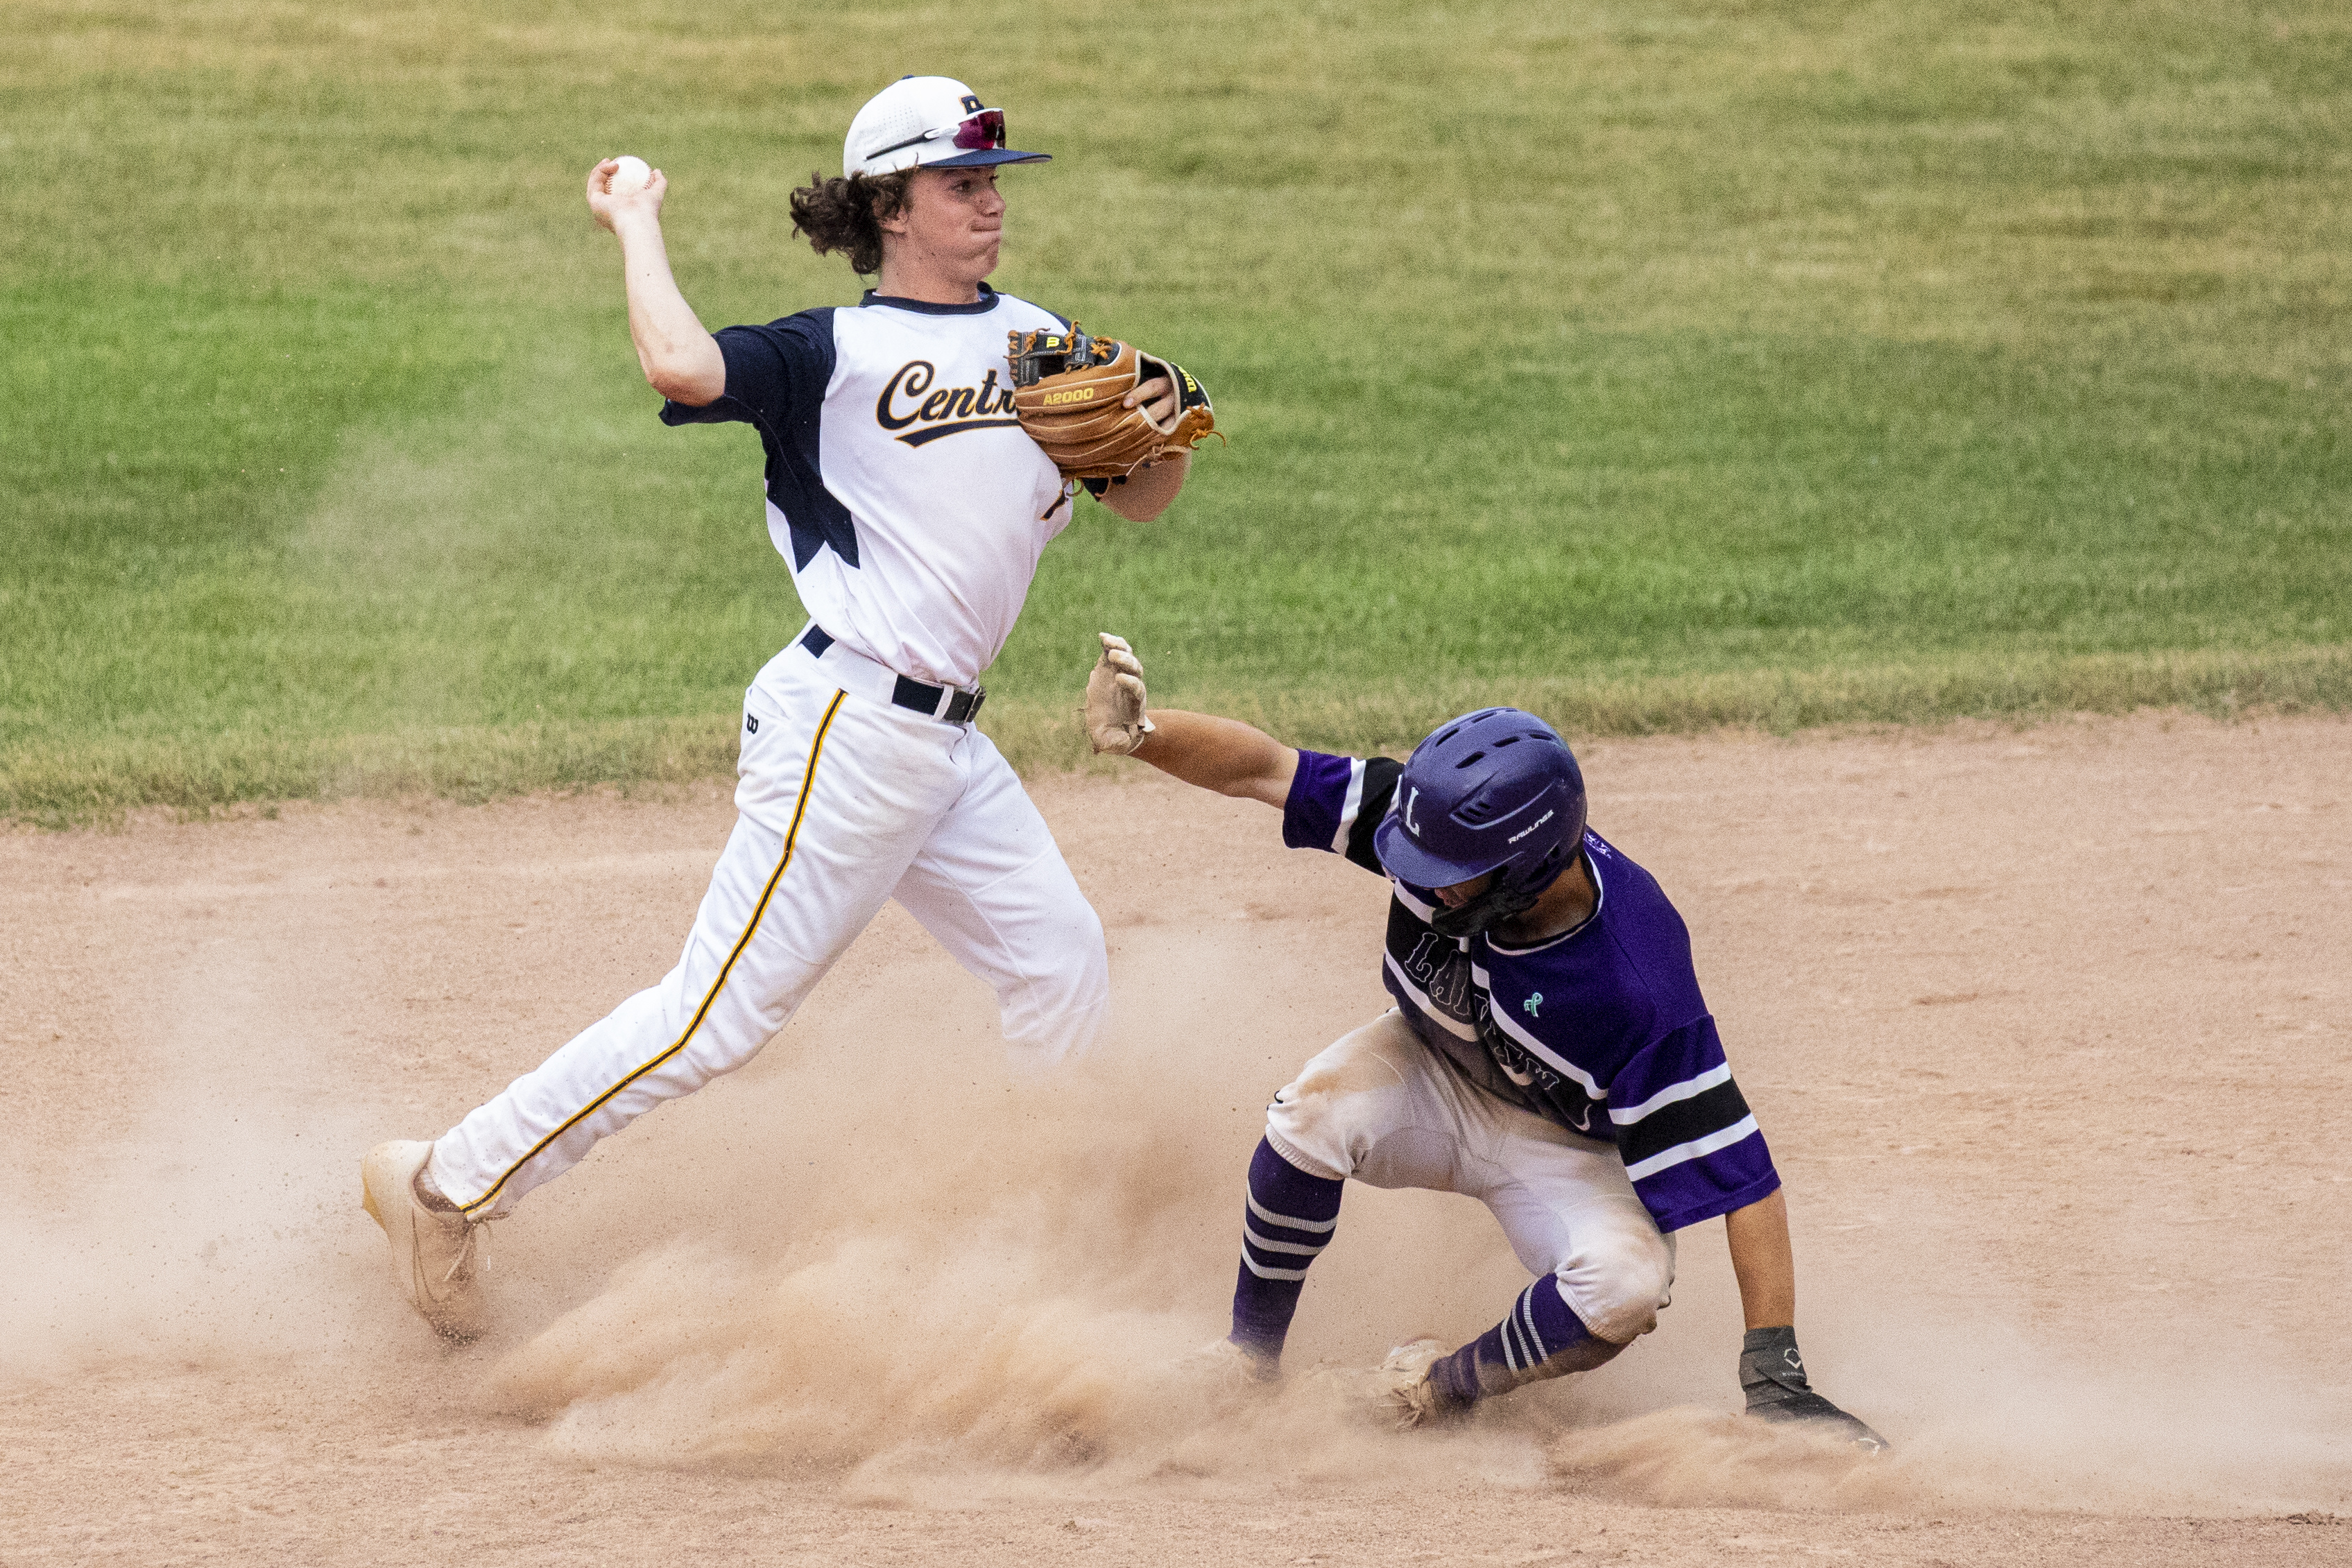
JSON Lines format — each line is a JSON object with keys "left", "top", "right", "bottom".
{"left": 1083, "top": 636, "right": 1885, "bottom": 1447}
{"left": 361, "top": 76, "right": 1211, "bottom": 1339}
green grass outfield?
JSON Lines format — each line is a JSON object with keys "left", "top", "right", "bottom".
{"left": 6, "top": 1, "right": 2350, "bottom": 823}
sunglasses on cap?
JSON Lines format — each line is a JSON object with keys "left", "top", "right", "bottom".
{"left": 870, "top": 109, "right": 1008, "bottom": 161}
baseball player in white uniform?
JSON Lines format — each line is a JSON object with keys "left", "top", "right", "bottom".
{"left": 362, "top": 76, "right": 1190, "bottom": 1339}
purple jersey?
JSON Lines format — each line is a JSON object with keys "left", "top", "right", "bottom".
{"left": 1283, "top": 750, "right": 1780, "bottom": 1233}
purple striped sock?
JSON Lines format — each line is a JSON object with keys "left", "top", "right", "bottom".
{"left": 1431, "top": 1274, "right": 1608, "bottom": 1406}
{"left": 1229, "top": 1138, "right": 1344, "bottom": 1362}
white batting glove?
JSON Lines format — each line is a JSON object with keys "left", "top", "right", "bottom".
{"left": 1085, "top": 632, "right": 1156, "bottom": 756}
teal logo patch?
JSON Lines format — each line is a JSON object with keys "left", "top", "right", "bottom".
{"left": 1524, "top": 992, "right": 1543, "bottom": 1017}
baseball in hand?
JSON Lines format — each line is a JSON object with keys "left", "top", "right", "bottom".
{"left": 608, "top": 155, "right": 653, "bottom": 196}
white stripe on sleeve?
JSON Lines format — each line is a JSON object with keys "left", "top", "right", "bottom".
{"left": 1622, "top": 1114, "right": 1762, "bottom": 1182}
{"left": 1609, "top": 1060, "right": 1733, "bottom": 1126}
{"left": 1332, "top": 759, "right": 1367, "bottom": 853}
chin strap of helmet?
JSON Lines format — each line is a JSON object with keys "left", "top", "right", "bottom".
{"left": 1429, "top": 842, "right": 1574, "bottom": 940}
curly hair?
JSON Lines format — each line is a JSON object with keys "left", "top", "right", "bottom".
{"left": 788, "top": 170, "right": 917, "bottom": 277}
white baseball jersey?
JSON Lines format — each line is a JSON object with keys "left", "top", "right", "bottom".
{"left": 662, "top": 285, "right": 1073, "bottom": 689}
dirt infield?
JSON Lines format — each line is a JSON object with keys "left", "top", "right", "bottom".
{"left": 4, "top": 713, "right": 2348, "bottom": 1565}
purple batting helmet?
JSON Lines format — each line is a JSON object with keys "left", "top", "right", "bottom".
{"left": 1373, "top": 707, "right": 1586, "bottom": 938}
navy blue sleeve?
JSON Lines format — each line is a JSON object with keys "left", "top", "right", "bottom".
{"left": 1282, "top": 751, "right": 1402, "bottom": 875}
{"left": 658, "top": 313, "right": 835, "bottom": 431}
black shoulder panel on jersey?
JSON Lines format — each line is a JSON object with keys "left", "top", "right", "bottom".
{"left": 1344, "top": 757, "right": 1403, "bottom": 875}
{"left": 662, "top": 310, "right": 857, "bottom": 571}
{"left": 751, "top": 309, "right": 858, "bottom": 571}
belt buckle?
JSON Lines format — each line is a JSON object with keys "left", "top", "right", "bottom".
{"left": 947, "top": 685, "right": 986, "bottom": 725}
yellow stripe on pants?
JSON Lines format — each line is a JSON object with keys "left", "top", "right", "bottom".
{"left": 457, "top": 691, "right": 846, "bottom": 1216}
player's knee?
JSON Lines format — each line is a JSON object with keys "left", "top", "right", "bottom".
{"left": 997, "top": 901, "right": 1109, "bottom": 1067}
{"left": 1558, "top": 1225, "right": 1676, "bottom": 1345}
{"left": 1263, "top": 1022, "right": 1415, "bottom": 1182}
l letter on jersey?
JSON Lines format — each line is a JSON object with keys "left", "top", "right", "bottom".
{"left": 876, "top": 360, "right": 1022, "bottom": 447}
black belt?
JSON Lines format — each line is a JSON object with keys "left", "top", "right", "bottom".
{"left": 799, "top": 625, "right": 986, "bottom": 725}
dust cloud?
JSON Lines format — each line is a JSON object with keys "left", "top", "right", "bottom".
{"left": 476, "top": 941, "right": 2344, "bottom": 1515}
{"left": 1, "top": 938, "right": 393, "bottom": 1377}
{"left": 6, "top": 718, "right": 2349, "bottom": 1547}
{"left": 483, "top": 1017, "right": 1556, "bottom": 1500}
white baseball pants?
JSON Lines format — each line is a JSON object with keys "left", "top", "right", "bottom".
{"left": 429, "top": 637, "right": 1110, "bottom": 1218}
{"left": 1265, "top": 1011, "right": 1676, "bottom": 1345}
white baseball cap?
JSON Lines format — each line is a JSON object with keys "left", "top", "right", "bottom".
{"left": 843, "top": 76, "right": 1050, "bottom": 178}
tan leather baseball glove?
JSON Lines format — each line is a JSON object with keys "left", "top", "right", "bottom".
{"left": 1008, "top": 325, "right": 1218, "bottom": 481}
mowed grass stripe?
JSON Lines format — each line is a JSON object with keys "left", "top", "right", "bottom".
{"left": 5, "top": 1, "right": 2349, "bottom": 822}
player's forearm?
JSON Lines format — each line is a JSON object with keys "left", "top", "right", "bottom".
{"left": 613, "top": 216, "right": 724, "bottom": 404}
{"left": 1098, "top": 453, "right": 1190, "bottom": 521}
{"left": 1724, "top": 1187, "right": 1797, "bottom": 1329}
{"left": 1132, "top": 709, "right": 1298, "bottom": 809}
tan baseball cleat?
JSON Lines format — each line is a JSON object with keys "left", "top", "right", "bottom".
{"left": 1178, "top": 1336, "right": 1281, "bottom": 1395}
{"left": 1371, "top": 1336, "right": 1455, "bottom": 1431}
{"left": 360, "top": 1139, "right": 487, "bottom": 1341}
